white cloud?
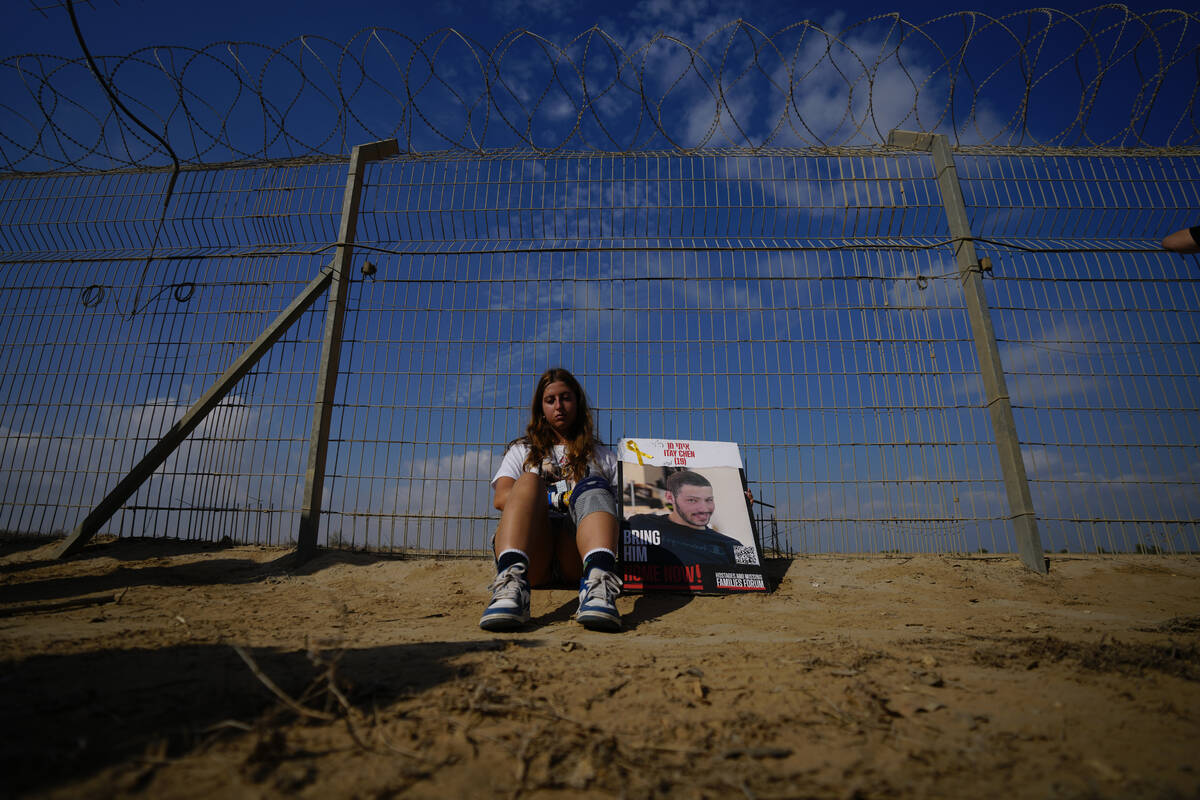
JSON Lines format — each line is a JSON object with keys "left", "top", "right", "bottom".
{"left": 995, "top": 318, "right": 1110, "bottom": 406}
{"left": 390, "top": 446, "right": 496, "bottom": 517}
{"left": 0, "top": 394, "right": 269, "bottom": 537}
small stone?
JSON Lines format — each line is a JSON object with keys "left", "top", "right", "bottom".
{"left": 566, "top": 755, "right": 596, "bottom": 789}
{"left": 919, "top": 671, "right": 945, "bottom": 687}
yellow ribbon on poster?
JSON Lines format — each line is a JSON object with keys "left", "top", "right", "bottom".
{"left": 625, "top": 440, "right": 651, "bottom": 465}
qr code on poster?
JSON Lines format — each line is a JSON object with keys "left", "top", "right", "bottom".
{"left": 733, "top": 544, "right": 759, "bottom": 565}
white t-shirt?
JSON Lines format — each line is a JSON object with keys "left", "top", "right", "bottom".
{"left": 491, "top": 441, "right": 618, "bottom": 489}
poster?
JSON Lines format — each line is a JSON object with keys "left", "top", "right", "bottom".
{"left": 618, "top": 438, "right": 769, "bottom": 594}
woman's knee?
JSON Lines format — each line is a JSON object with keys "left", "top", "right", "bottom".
{"left": 509, "top": 471, "right": 547, "bottom": 499}
{"left": 570, "top": 475, "right": 617, "bottom": 523}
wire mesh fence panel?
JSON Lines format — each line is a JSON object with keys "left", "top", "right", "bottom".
{"left": 960, "top": 154, "right": 1200, "bottom": 556}
{"left": 0, "top": 161, "right": 346, "bottom": 544}
{"left": 313, "top": 152, "right": 1014, "bottom": 555}
{"left": 1, "top": 148, "right": 1197, "bottom": 555}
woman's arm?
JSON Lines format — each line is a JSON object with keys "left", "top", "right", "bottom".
{"left": 1163, "top": 226, "right": 1200, "bottom": 254}
{"left": 493, "top": 476, "right": 516, "bottom": 511}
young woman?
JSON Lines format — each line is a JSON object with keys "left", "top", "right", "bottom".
{"left": 480, "top": 368, "right": 622, "bottom": 632}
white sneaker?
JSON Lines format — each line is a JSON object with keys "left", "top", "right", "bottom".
{"left": 479, "top": 562, "right": 531, "bottom": 631}
{"left": 576, "top": 569, "right": 622, "bottom": 631}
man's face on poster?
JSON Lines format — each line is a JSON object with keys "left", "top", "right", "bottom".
{"left": 668, "top": 483, "right": 715, "bottom": 529}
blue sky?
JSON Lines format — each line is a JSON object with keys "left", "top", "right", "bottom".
{"left": 7, "top": 0, "right": 1164, "bottom": 60}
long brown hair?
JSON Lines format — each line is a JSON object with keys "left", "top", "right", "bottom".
{"left": 520, "top": 367, "right": 599, "bottom": 481}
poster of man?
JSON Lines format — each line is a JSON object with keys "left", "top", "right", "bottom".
{"left": 618, "top": 439, "right": 769, "bottom": 594}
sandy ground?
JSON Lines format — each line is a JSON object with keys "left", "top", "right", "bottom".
{"left": 1, "top": 537, "right": 1198, "bottom": 800}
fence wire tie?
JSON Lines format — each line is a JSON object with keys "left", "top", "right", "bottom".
{"left": 958, "top": 257, "right": 994, "bottom": 283}
{"left": 78, "top": 281, "right": 196, "bottom": 313}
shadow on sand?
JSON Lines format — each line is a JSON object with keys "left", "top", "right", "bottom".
{"left": 1, "top": 636, "right": 536, "bottom": 795}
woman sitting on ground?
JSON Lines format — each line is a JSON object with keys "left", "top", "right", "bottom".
{"left": 480, "top": 367, "right": 622, "bottom": 632}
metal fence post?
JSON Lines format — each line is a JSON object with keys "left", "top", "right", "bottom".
{"left": 296, "top": 139, "right": 398, "bottom": 560}
{"left": 888, "top": 130, "right": 1047, "bottom": 574}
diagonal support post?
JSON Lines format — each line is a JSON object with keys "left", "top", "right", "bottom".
{"left": 888, "top": 129, "right": 1047, "bottom": 574}
{"left": 55, "top": 269, "right": 334, "bottom": 558}
{"left": 296, "top": 138, "right": 399, "bottom": 560}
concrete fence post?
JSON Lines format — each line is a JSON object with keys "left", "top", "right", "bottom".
{"left": 296, "top": 139, "right": 399, "bottom": 560}
{"left": 888, "top": 129, "right": 1047, "bottom": 574}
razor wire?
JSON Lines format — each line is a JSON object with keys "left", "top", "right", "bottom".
{"left": 3, "top": 5, "right": 1200, "bottom": 174}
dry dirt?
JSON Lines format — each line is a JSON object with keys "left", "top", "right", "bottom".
{"left": 1, "top": 537, "right": 1199, "bottom": 800}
